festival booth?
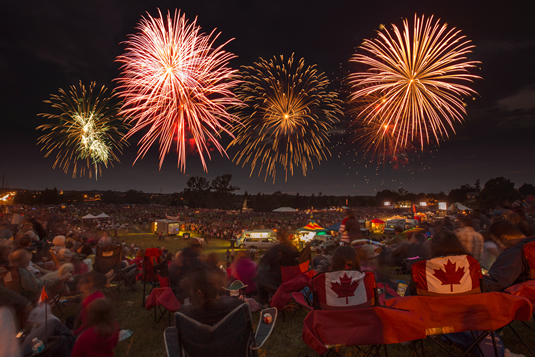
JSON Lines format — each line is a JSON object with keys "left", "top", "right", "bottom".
{"left": 296, "top": 222, "right": 328, "bottom": 249}
{"left": 371, "top": 219, "right": 385, "bottom": 233}
{"left": 81, "top": 214, "right": 97, "bottom": 220}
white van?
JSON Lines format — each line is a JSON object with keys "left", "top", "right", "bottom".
{"left": 237, "top": 229, "right": 276, "bottom": 247}
{"left": 241, "top": 237, "right": 279, "bottom": 250}
{"left": 383, "top": 219, "right": 406, "bottom": 234}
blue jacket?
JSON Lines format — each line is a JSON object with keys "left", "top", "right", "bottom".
{"left": 483, "top": 236, "right": 535, "bottom": 292}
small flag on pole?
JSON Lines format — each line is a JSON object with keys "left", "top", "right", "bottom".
{"left": 38, "top": 287, "right": 48, "bottom": 304}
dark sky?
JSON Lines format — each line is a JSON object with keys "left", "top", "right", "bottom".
{"left": 1, "top": 0, "right": 534, "bottom": 196}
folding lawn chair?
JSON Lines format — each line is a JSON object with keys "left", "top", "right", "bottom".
{"left": 141, "top": 248, "right": 163, "bottom": 307}
{"left": 164, "top": 302, "right": 277, "bottom": 357}
{"left": 145, "top": 287, "right": 181, "bottom": 325}
{"left": 302, "top": 270, "right": 426, "bottom": 356}
{"left": 502, "top": 242, "right": 535, "bottom": 355}
{"left": 271, "top": 272, "right": 313, "bottom": 321}
{"left": 408, "top": 255, "right": 530, "bottom": 357}
{"left": 94, "top": 244, "right": 137, "bottom": 300}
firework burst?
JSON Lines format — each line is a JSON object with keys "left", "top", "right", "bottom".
{"left": 116, "top": 9, "right": 241, "bottom": 172}
{"left": 228, "top": 54, "right": 342, "bottom": 182}
{"left": 348, "top": 14, "right": 481, "bottom": 155}
{"left": 37, "top": 81, "right": 129, "bottom": 179}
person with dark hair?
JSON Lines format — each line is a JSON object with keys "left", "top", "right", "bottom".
{"left": 388, "top": 232, "right": 431, "bottom": 265}
{"left": 431, "top": 231, "right": 468, "bottom": 258}
{"left": 483, "top": 221, "right": 535, "bottom": 292}
{"left": 73, "top": 272, "right": 108, "bottom": 335}
{"left": 79, "top": 244, "right": 95, "bottom": 265}
{"left": 255, "top": 226, "right": 298, "bottom": 304}
{"left": 180, "top": 268, "right": 243, "bottom": 326}
{"left": 339, "top": 209, "right": 361, "bottom": 245}
{"left": 331, "top": 246, "right": 360, "bottom": 271}
{"left": 71, "top": 298, "right": 119, "bottom": 357}
{"left": 454, "top": 216, "right": 484, "bottom": 261}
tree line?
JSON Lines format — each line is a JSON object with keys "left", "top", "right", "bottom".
{"left": 12, "top": 176, "right": 535, "bottom": 211}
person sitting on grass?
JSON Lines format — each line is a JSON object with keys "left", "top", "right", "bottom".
{"left": 71, "top": 298, "right": 119, "bottom": 357}
{"left": 180, "top": 268, "right": 244, "bottom": 326}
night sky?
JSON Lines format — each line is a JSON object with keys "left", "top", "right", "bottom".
{"left": 1, "top": 0, "right": 534, "bottom": 196}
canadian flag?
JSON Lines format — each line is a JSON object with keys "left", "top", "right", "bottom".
{"left": 325, "top": 271, "right": 367, "bottom": 307}
{"left": 425, "top": 256, "right": 474, "bottom": 294}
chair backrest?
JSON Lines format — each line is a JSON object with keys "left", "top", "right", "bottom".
{"left": 175, "top": 303, "right": 254, "bottom": 357}
{"left": 281, "top": 260, "right": 310, "bottom": 283}
{"left": 411, "top": 255, "right": 482, "bottom": 296}
{"left": 312, "top": 270, "right": 376, "bottom": 310}
{"left": 522, "top": 242, "right": 535, "bottom": 280}
{"left": 94, "top": 245, "right": 122, "bottom": 274}
{"left": 2, "top": 266, "right": 21, "bottom": 294}
{"left": 143, "top": 248, "right": 162, "bottom": 283}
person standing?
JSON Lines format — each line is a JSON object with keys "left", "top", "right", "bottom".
{"left": 339, "top": 209, "right": 361, "bottom": 245}
{"left": 230, "top": 248, "right": 235, "bottom": 263}
{"left": 454, "top": 216, "right": 484, "bottom": 262}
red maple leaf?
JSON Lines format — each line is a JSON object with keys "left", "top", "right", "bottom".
{"left": 330, "top": 273, "right": 360, "bottom": 304}
{"left": 433, "top": 260, "right": 465, "bottom": 292}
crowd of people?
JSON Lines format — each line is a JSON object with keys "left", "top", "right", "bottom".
{"left": 0, "top": 199, "right": 533, "bottom": 356}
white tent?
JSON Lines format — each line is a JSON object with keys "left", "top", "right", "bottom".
{"left": 453, "top": 203, "right": 472, "bottom": 211}
{"left": 82, "top": 214, "right": 97, "bottom": 219}
{"left": 272, "top": 207, "right": 297, "bottom": 212}
{"left": 95, "top": 213, "right": 111, "bottom": 218}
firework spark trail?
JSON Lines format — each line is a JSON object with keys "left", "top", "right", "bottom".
{"left": 348, "top": 14, "right": 481, "bottom": 156}
{"left": 37, "top": 81, "right": 129, "bottom": 179}
{"left": 228, "top": 54, "right": 342, "bottom": 182}
{"left": 116, "top": 9, "right": 242, "bottom": 172}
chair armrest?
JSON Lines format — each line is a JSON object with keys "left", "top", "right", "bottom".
{"left": 251, "top": 307, "right": 277, "bottom": 350}
{"left": 164, "top": 327, "right": 181, "bottom": 357}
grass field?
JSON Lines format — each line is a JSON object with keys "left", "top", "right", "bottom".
{"left": 90, "top": 231, "right": 535, "bottom": 357}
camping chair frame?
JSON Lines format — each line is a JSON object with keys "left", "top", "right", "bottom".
{"left": 409, "top": 255, "right": 497, "bottom": 357}
{"left": 94, "top": 245, "right": 137, "bottom": 301}
{"left": 141, "top": 248, "right": 163, "bottom": 307}
{"left": 309, "top": 270, "right": 381, "bottom": 357}
{"left": 164, "top": 303, "right": 277, "bottom": 357}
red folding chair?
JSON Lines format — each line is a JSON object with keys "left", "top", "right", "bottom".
{"left": 410, "top": 255, "right": 482, "bottom": 296}
{"left": 303, "top": 270, "right": 425, "bottom": 356}
{"left": 142, "top": 248, "right": 163, "bottom": 307}
{"left": 503, "top": 242, "right": 535, "bottom": 355}
{"left": 145, "top": 286, "right": 181, "bottom": 325}
{"left": 410, "top": 255, "right": 518, "bottom": 357}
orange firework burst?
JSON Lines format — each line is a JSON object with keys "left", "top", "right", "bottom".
{"left": 116, "top": 9, "right": 241, "bottom": 172}
{"left": 228, "top": 54, "right": 342, "bottom": 182}
{"left": 348, "top": 14, "right": 481, "bottom": 156}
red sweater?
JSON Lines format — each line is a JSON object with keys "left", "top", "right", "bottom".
{"left": 71, "top": 324, "right": 119, "bottom": 357}
{"left": 74, "top": 291, "right": 105, "bottom": 335}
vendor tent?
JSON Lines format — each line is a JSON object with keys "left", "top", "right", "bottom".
{"left": 326, "top": 222, "right": 341, "bottom": 231}
{"left": 298, "top": 222, "right": 327, "bottom": 232}
{"left": 452, "top": 203, "right": 472, "bottom": 211}
{"left": 95, "top": 213, "right": 111, "bottom": 218}
{"left": 371, "top": 219, "right": 385, "bottom": 224}
{"left": 272, "top": 207, "right": 297, "bottom": 212}
{"left": 82, "top": 214, "right": 97, "bottom": 219}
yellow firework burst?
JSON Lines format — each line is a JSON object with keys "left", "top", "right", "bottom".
{"left": 228, "top": 54, "right": 342, "bottom": 182}
{"left": 37, "top": 82, "right": 129, "bottom": 179}
{"left": 348, "top": 14, "right": 481, "bottom": 154}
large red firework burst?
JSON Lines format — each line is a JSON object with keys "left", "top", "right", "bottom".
{"left": 116, "top": 9, "right": 242, "bottom": 172}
